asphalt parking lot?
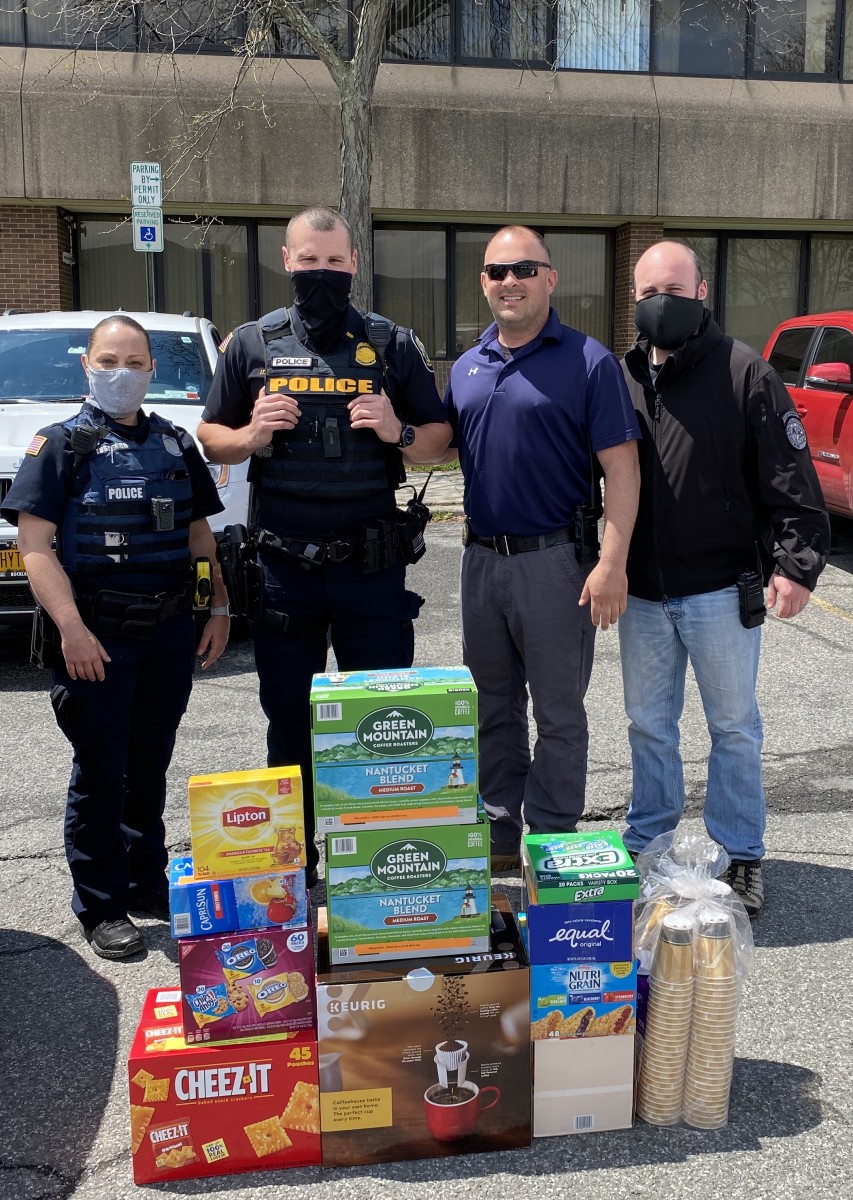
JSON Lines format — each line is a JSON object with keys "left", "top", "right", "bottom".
{"left": 1, "top": 516, "right": 852, "bottom": 1200}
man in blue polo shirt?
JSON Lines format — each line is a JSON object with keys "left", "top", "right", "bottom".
{"left": 444, "top": 225, "right": 640, "bottom": 871}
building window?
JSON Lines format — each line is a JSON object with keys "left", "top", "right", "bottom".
{"left": 557, "top": 0, "right": 650, "bottom": 71}
{"left": 374, "top": 227, "right": 447, "bottom": 358}
{"left": 386, "top": 0, "right": 451, "bottom": 60}
{"left": 454, "top": 228, "right": 500, "bottom": 356}
{"left": 808, "top": 235, "right": 853, "bottom": 310}
{"left": 163, "top": 221, "right": 249, "bottom": 335}
{"left": 78, "top": 219, "right": 148, "bottom": 312}
{"left": 662, "top": 232, "right": 719, "bottom": 313}
{"left": 547, "top": 230, "right": 612, "bottom": 346}
{"left": 258, "top": 223, "right": 293, "bottom": 317}
{"left": 724, "top": 237, "right": 802, "bottom": 351}
{"left": 652, "top": 0, "right": 747, "bottom": 75}
{"left": 459, "top": 0, "right": 553, "bottom": 63}
{"left": 751, "top": 0, "right": 838, "bottom": 76}
{"left": 137, "top": 1, "right": 246, "bottom": 53}
{"left": 0, "top": 3, "right": 24, "bottom": 43}
{"left": 25, "top": 0, "right": 136, "bottom": 48}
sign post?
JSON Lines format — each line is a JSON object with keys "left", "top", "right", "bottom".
{"left": 130, "top": 162, "right": 163, "bottom": 311}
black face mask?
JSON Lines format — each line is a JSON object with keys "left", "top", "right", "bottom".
{"left": 292, "top": 268, "right": 353, "bottom": 351}
{"left": 634, "top": 293, "right": 704, "bottom": 351}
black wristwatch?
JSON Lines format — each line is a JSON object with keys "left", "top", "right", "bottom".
{"left": 398, "top": 422, "right": 416, "bottom": 449}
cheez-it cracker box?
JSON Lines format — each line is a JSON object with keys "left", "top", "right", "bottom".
{"left": 188, "top": 766, "right": 306, "bottom": 880}
{"left": 128, "top": 988, "right": 320, "bottom": 1183}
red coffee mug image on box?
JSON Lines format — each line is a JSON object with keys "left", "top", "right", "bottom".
{"left": 423, "top": 1080, "right": 501, "bottom": 1141}
{"left": 179, "top": 924, "right": 315, "bottom": 1045}
{"left": 128, "top": 988, "right": 320, "bottom": 1183}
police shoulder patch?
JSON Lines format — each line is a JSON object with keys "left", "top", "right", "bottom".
{"left": 218, "top": 331, "right": 234, "bottom": 353}
{"left": 25, "top": 434, "right": 47, "bottom": 457}
{"left": 410, "top": 330, "right": 434, "bottom": 372}
{"left": 782, "top": 410, "right": 808, "bottom": 450}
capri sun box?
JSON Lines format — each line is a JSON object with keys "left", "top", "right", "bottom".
{"left": 310, "top": 667, "right": 478, "bottom": 832}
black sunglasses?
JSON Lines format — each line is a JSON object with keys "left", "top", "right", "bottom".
{"left": 483, "top": 260, "right": 552, "bottom": 282}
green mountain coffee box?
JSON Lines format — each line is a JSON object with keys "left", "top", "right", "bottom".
{"left": 325, "top": 822, "right": 490, "bottom": 963}
{"left": 310, "top": 668, "right": 478, "bottom": 832}
{"left": 523, "top": 832, "right": 639, "bottom": 905}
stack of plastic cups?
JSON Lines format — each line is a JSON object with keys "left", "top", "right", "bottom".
{"left": 636, "top": 913, "right": 694, "bottom": 1126}
{"left": 683, "top": 909, "right": 738, "bottom": 1129}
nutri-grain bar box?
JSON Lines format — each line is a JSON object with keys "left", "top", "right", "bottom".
{"left": 310, "top": 667, "right": 478, "bottom": 831}
{"left": 325, "top": 821, "right": 490, "bottom": 963}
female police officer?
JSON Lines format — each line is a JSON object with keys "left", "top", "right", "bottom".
{"left": 2, "top": 315, "right": 230, "bottom": 959}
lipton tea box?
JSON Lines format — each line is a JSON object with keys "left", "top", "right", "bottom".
{"left": 325, "top": 821, "right": 490, "bottom": 963}
{"left": 523, "top": 831, "right": 639, "bottom": 905}
{"left": 310, "top": 668, "right": 478, "bottom": 831}
{"left": 188, "top": 767, "right": 305, "bottom": 880}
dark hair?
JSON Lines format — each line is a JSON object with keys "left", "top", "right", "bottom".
{"left": 286, "top": 206, "right": 354, "bottom": 252}
{"left": 486, "top": 225, "right": 551, "bottom": 265}
{"left": 87, "top": 314, "right": 152, "bottom": 357}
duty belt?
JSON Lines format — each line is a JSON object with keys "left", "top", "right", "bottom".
{"left": 464, "top": 525, "right": 574, "bottom": 556}
{"left": 77, "top": 587, "right": 193, "bottom": 638}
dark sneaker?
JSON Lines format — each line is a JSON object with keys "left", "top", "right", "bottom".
{"left": 491, "top": 852, "right": 521, "bottom": 873}
{"left": 85, "top": 917, "right": 144, "bottom": 960}
{"left": 720, "top": 859, "right": 764, "bottom": 918}
{"left": 129, "top": 889, "right": 171, "bottom": 922}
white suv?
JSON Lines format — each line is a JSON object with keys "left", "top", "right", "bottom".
{"left": 0, "top": 309, "right": 248, "bottom": 629}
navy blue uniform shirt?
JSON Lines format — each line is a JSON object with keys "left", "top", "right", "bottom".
{"left": 444, "top": 308, "right": 640, "bottom": 537}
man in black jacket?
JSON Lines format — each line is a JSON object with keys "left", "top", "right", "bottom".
{"left": 619, "top": 240, "right": 830, "bottom": 916}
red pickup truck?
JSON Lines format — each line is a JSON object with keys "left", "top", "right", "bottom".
{"left": 764, "top": 312, "right": 853, "bottom": 518}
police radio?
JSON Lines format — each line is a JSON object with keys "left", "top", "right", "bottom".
{"left": 394, "top": 472, "right": 433, "bottom": 565}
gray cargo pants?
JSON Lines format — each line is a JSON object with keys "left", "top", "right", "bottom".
{"left": 461, "top": 541, "right": 596, "bottom": 853}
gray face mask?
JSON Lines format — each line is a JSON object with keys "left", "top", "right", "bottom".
{"left": 87, "top": 366, "right": 153, "bottom": 418}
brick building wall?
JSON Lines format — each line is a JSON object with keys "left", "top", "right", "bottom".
{"left": 613, "top": 220, "right": 665, "bottom": 356}
{"left": 0, "top": 206, "right": 74, "bottom": 312}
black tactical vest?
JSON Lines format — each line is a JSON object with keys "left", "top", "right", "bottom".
{"left": 249, "top": 307, "right": 401, "bottom": 504}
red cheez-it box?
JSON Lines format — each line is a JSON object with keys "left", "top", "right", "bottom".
{"left": 128, "top": 989, "right": 320, "bottom": 1183}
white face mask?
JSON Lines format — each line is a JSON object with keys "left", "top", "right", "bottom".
{"left": 87, "top": 366, "right": 153, "bottom": 418}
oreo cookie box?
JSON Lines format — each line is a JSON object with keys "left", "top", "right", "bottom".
{"left": 325, "top": 821, "right": 490, "bottom": 963}
{"left": 522, "top": 832, "right": 640, "bottom": 905}
{"left": 310, "top": 668, "right": 478, "bottom": 832}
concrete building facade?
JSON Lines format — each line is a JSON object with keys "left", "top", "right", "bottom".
{"left": 3, "top": 3, "right": 853, "bottom": 357}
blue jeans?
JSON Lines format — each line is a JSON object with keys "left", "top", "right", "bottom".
{"left": 618, "top": 587, "right": 765, "bottom": 861}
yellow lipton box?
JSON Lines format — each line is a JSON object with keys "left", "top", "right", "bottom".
{"left": 188, "top": 767, "right": 306, "bottom": 880}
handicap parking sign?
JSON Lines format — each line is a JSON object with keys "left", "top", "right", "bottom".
{"left": 132, "top": 207, "right": 163, "bottom": 252}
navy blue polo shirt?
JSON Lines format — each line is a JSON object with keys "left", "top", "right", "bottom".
{"left": 444, "top": 309, "right": 640, "bottom": 537}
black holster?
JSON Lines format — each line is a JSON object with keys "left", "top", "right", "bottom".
{"left": 30, "top": 604, "right": 62, "bottom": 670}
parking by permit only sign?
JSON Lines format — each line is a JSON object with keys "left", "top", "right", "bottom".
{"left": 131, "top": 161, "right": 163, "bottom": 253}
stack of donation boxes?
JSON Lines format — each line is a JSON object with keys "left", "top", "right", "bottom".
{"left": 310, "top": 667, "right": 532, "bottom": 1166}
{"left": 522, "top": 831, "right": 640, "bottom": 1136}
{"left": 128, "top": 766, "right": 321, "bottom": 1184}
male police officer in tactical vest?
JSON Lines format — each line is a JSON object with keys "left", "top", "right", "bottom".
{"left": 198, "top": 207, "right": 452, "bottom": 885}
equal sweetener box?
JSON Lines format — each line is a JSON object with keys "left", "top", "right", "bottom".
{"left": 520, "top": 885, "right": 634, "bottom": 964}
{"left": 325, "top": 821, "right": 490, "bottom": 963}
{"left": 168, "top": 856, "right": 308, "bottom": 940}
{"left": 188, "top": 766, "right": 306, "bottom": 880}
{"left": 530, "top": 961, "right": 638, "bottom": 1040}
{"left": 533, "top": 1035, "right": 634, "bottom": 1137}
{"left": 523, "top": 831, "right": 640, "bottom": 905}
{"left": 316, "top": 902, "right": 531, "bottom": 1167}
{"left": 128, "top": 988, "right": 320, "bottom": 1183}
{"left": 179, "top": 924, "right": 315, "bottom": 1045}
{"left": 310, "top": 667, "right": 478, "bottom": 831}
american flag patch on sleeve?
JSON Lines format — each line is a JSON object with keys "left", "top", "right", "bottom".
{"left": 25, "top": 434, "right": 47, "bottom": 457}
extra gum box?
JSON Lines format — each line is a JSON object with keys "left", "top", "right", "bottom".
{"left": 523, "top": 831, "right": 639, "bottom": 905}
{"left": 187, "top": 766, "right": 306, "bottom": 880}
{"left": 310, "top": 667, "right": 478, "bottom": 831}
{"left": 129, "top": 988, "right": 320, "bottom": 1183}
{"left": 325, "top": 821, "right": 490, "bottom": 963}
{"left": 168, "top": 856, "right": 308, "bottom": 940}
{"left": 179, "top": 924, "right": 315, "bottom": 1045}
{"left": 530, "top": 961, "right": 638, "bottom": 1040}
